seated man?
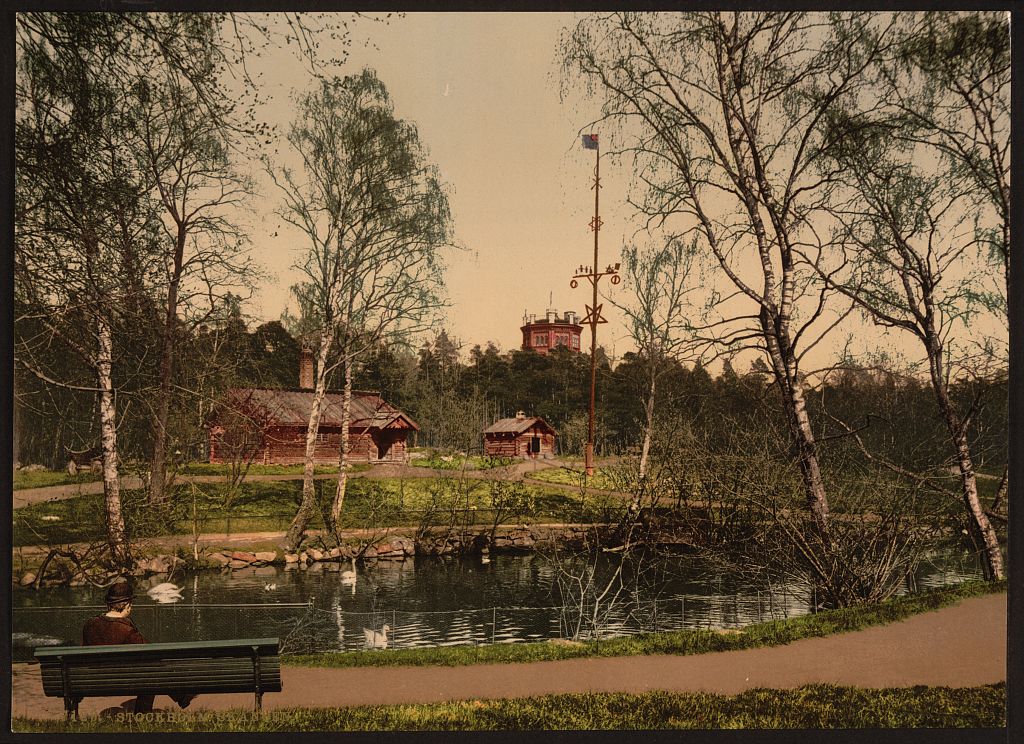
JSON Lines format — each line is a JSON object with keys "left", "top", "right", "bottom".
{"left": 82, "top": 580, "right": 195, "bottom": 713}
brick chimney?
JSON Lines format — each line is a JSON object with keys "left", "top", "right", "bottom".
{"left": 299, "top": 346, "right": 314, "bottom": 389}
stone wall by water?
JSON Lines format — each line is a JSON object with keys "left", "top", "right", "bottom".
{"left": 14, "top": 524, "right": 625, "bottom": 588}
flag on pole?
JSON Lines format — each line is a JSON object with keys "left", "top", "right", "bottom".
{"left": 582, "top": 133, "right": 599, "bottom": 150}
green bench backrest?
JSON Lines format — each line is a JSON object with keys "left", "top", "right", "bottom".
{"left": 35, "top": 638, "right": 281, "bottom": 698}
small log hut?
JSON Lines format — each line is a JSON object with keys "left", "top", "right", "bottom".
{"left": 208, "top": 388, "right": 418, "bottom": 466}
{"left": 482, "top": 412, "right": 556, "bottom": 459}
{"left": 208, "top": 350, "right": 417, "bottom": 465}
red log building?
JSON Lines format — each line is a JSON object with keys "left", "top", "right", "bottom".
{"left": 521, "top": 308, "right": 583, "bottom": 354}
{"left": 482, "top": 411, "right": 556, "bottom": 459}
{"left": 208, "top": 350, "right": 417, "bottom": 465}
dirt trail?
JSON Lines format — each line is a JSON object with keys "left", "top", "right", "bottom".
{"left": 9, "top": 592, "right": 1006, "bottom": 719}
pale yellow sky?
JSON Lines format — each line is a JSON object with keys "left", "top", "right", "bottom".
{"left": 244, "top": 12, "right": 636, "bottom": 357}
{"left": 237, "top": 11, "right": 1006, "bottom": 374}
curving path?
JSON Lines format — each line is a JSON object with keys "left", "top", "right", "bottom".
{"left": 10, "top": 592, "right": 1006, "bottom": 719}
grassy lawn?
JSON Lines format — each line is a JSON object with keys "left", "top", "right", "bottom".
{"left": 527, "top": 465, "right": 618, "bottom": 492}
{"left": 12, "top": 683, "right": 1005, "bottom": 730}
{"left": 177, "top": 462, "right": 371, "bottom": 476}
{"left": 284, "top": 579, "right": 1005, "bottom": 668}
{"left": 12, "top": 477, "right": 608, "bottom": 546}
{"left": 12, "top": 462, "right": 375, "bottom": 491}
{"left": 408, "top": 452, "right": 516, "bottom": 470}
{"left": 13, "top": 469, "right": 102, "bottom": 491}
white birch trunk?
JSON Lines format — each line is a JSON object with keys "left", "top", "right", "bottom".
{"left": 285, "top": 330, "right": 334, "bottom": 550}
{"left": 97, "top": 318, "right": 129, "bottom": 566}
{"left": 637, "top": 371, "right": 656, "bottom": 482}
{"left": 763, "top": 324, "right": 831, "bottom": 542}
{"left": 331, "top": 357, "right": 353, "bottom": 528}
{"left": 926, "top": 335, "right": 1004, "bottom": 580}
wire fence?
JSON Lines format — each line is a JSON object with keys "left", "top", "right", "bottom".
{"left": 11, "top": 555, "right": 982, "bottom": 661}
{"left": 12, "top": 588, "right": 810, "bottom": 661}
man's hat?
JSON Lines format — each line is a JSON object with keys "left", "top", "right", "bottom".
{"left": 104, "top": 580, "right": 134, "bottom": 604}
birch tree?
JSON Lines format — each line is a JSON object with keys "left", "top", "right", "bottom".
{"left": 613, "top": 238, "right": 696, "bottom": 485}
{"left": 887, "top": 12, "right": 1009, "bottom": 322}
{"left": 128, "top": 26, "right": 255, "bottom": 505}
{"left": 563, "top": 12, "right": 880, "bottom": 545}
{"left": 885, "top": 11, "right": 1010, "bottom": 520}
{"left": 818, "top": 95, "right": 1005, "bottom": 580}
{"left": 270, "top": 70, "right": 450, "bottom": 549}
{"left": 16, "top": 15, "right": 163, "bottom": 567}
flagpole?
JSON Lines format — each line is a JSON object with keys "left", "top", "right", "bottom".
{"left": 586, "top": 142, "right": 599, "bottom": 477}
{"left": 571, "top": 135, "right": 618, "bottom": 480}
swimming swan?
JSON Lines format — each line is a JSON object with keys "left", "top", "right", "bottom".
{"left": 363, "top": 624, "right": 390, "bottom": 650}
{"left": 146, "top": 582, "right": 183, "bottom": 604}
{"left": 340, "top": 557, "right": 357, "bottom": 583}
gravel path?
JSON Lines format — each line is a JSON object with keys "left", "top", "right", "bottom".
{"left": 10, "top": 592, "right": 1006, "bottom": 719}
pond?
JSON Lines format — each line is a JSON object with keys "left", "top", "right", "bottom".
{"left": 12, "top": 549, "right": 982, "bottom": 660}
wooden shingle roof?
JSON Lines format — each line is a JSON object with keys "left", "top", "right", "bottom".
{"left": 482, "top": 416, "right": 555, "bottom": 435}
{"left": 221, "top": 388, "right": 418, "bottom": 431}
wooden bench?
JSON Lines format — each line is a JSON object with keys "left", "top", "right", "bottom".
{"left": 35, "top": 638, "right": 281, "bottom": 720}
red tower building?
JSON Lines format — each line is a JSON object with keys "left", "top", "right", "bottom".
{"left": 520, "top": 308, "right": 583, "bottom": 354}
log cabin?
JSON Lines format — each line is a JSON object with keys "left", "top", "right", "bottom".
{"left": 482, "top": 411, "right": 556, "bottom": 459}
{"left": 207, "top": 349, "right": 418, "bottom": 466}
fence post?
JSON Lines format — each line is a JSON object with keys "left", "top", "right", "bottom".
{"left": 756, "top": 590, "right": 761, "bottom": 624}
{"left": 309, "top": 600, "right": 316, "bottom": 654}
{"left": 680, "top": 596, "right": 685, "bottom": 629}
{"left": 653, "top": 601, "right": 658, "bottom": 633}
{"left": 491, "top": 607, "right": 496, "bottom": 645}
{"left": 392, "top": 610, "right": 397, "bottom": 649}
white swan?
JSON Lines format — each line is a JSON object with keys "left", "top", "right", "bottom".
{"left": 363, "top": 624, "right": 390, "bottom": 650}
{"left": 340, "top": 557, "right": 357, "bottom": 584}
{"left": 146, "top": 582, "right": 183, "bottom": 604}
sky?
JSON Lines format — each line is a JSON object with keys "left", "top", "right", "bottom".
{"left": 235, "top": 11, "right": 1006, "bottom": 375}
{"left": 243, "top": 12, "right": 638, "bottom": 359}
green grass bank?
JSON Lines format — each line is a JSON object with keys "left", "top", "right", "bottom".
{"left": 284, "top": 579, "right": 1006, "bottom": 669}
{"left": 13, "top": 476, "right": 617, "bottom": 547}
{"left": 12, "top": 683, "right": 1005, "bottom": 731}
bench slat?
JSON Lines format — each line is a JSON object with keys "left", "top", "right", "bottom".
{"left": 41, "top": 665, "right": 281, "bottom": 684}
{"left": 35, "top": 638, "right": 279, "bottom": 659}
{"left": 48, "top": 681, "right": 282, "bottom": 695}
{"left": 44, "top": 660, "right": 280, "bottom": 675}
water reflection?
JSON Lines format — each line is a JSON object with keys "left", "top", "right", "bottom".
{"left": 12, "top": 550, "right": 982, "bottom": 659}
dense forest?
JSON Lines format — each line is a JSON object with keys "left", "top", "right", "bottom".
{"left": 16, "top": 310, "right": 1007, "bottom": 486}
